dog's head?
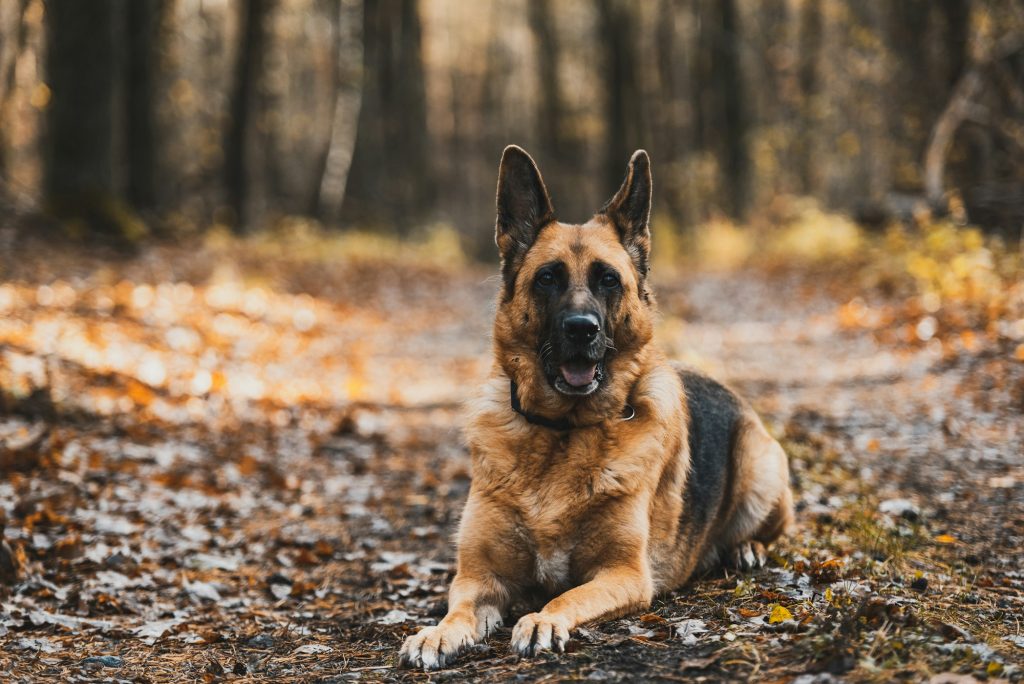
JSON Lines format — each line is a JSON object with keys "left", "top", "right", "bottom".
{"left": 493, "top": 145, "right": 656, "bottom": 408}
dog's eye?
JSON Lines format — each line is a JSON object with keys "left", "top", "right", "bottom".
{"left": 535, "top": 272, "right": 556, "bottom": 289}
{"left": 600, "top": 272, "right": 620, "bottom": 289}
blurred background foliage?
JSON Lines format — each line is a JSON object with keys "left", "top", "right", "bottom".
{"left": 0, "top": 0, "right": 1022, "bottom": 260}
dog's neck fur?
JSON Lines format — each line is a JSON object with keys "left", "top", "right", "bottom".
{"left": 510, "top": 379, "right": 636, "bottom": 430}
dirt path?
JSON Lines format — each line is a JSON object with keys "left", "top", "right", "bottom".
{"left": 1, "top": 250, "right": 1022, "bottom": 682}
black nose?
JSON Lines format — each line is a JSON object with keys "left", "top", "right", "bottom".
{"left": 563, "top": 313, "right": 600, "bottom": 343}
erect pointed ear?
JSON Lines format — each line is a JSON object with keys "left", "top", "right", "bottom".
{"left": 601, "top": 150, "right": 653, "bottom": 283}
{"left": 495, "top": 145, "right": 555, "bottom": 286}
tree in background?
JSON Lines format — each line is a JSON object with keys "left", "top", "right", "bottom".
{"left": 224, "top": 0, "right": 274, "bottom": 232}
{"left": 43, "top": 0, "right": 122, "bottom": 233}
{"left": 797, "top": 0, "right": 823, "bottom": 197}
{"left": 0, "top": 0, "right": 31, "bottom": 200}
{"left": 312, "top": 0, "right": 364, "bottom": 221}
{"left": 595, "top": 0, "right": 646, "bottom": 201}
{"left": 340, "top": 0, "right": 432, "bottom": 234}
{"left": 527, "top": 0, "right": 573, "bottom": 218}
{"left": 0, "top": 0, "right": 1018, "bottom": 242}
{"left": 42, "top": 0, "right": 161, "bottom": 240}
{"left": 125, "top": 0, "right": 166, "bottom": 214}
{"left": 693, "top": 0, "right": 749, "bottom": 220}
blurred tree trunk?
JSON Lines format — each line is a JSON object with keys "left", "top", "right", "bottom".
{"left": 0, "top": 1, "right": 30, "bottom": 107}
{"left": 653, "top": 0, "right": 695, "bottom": 225}
{"left": 0, "top": 0, "right": 30, "bottom": 193}
{"left": 886, "top": 1, "right": 933, "bottom": 193}
{"left": 224, "top": 0, "right": 273, "bottom": 232}
{"left": 310, "top": 0, "right": 344, "bottom": 218}
{"left": 596, "top": 0, "right": 644, "bottom": 198}
{"left": 44, "top": 0, "right": 145, "bottom": 240}
{"left": 714, "top": 0, "right": 748, "bottom": 218}
{"left": 939, "top": 0, "right": 970, "bottom": 90}
{"left": 692, "top": 0, "right": 749, "bottom": 218}
{"left": 797, "top": 0, "right": 822, "bottom": 195}
{"left": 124, "top": 0, "right": 164, "bottom": 212}
{"left": 529, "top": 0, "right": 561, "bottom": 158}
{"left": 313, "top": 0, "right": 363, "bottom": 221}
{"left": 884, "top": 1, "right": 969, "bottom": 198}
{"left": 340, "top": 0, "right": 432, "bottom": 234}
{"left": 44, "top": 1, "right": 116, "bottom": 204}
{"left": 760, "top": 1, "right": 795, "bottom": 198}
{"left": 529, "top": 0, "right": 582, "bottom": 219}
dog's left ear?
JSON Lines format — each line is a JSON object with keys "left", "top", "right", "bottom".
{"left": 601, "top": 150, "right": 652, "bottom": 283}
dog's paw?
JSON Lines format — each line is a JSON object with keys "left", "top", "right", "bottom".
{"left": 729, "top": 541, "right": 767, "bottom": 571}
{"left": 510, "top": 612, "right": 570, "bottom": 657}
{"left": 398, "top": 623, "right": 475, "bottom": 670}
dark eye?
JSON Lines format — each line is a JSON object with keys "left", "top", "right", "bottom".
{"left": 535, "top": 271, "right": 556, "bottom": 289}
{"left": 600, "top": 272, "right": 620, "bottom": 289}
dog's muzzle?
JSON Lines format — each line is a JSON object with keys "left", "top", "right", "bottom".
{"left": 549, "top": 312, "right": 607, "bottom": 396}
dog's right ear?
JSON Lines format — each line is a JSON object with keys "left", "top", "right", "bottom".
{"left": 495, "top": 145, "right": 555, "bottom": 287}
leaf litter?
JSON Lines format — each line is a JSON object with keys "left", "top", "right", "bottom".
{"left": 0, "top": 238, "right": 1022, "bottom": 681}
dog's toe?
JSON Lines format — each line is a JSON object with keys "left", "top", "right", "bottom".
{"left": 511, "top": 613, "right": 570, "bottom": 657}
{"left": 729, "top": 541, "right": 767, "bottom": 572}
{"left": 750, "top": 541, "right": 767, "bottom": 568}
{"left": 398, "top": 628, "right": 433, "bottom": 669}
{"left": 398, "top": 624, "right": 473, "bottom": 670}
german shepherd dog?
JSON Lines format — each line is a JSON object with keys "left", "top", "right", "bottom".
{"left": 399, "top": 146, "right": 794, "bottom": 670}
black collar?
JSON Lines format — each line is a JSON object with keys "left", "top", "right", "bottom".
{"left": 509, "top": 380, "right": 635, "bottom": 431}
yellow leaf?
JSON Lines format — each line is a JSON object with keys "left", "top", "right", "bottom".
{"left": 769, "top": 605, "right": 793, "bottom": 624}
{"left": 934, "top": 534, "right": 957, "bottom": 544}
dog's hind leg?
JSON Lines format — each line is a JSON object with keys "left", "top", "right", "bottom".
{"left": 715, "top": 412, "right": 794, "bottom": 570}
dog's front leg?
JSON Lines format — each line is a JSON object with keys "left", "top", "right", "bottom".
{"left": 510, "top": 564, "right": 653, "bottom": 656}
{"left": 511, "top": 497, "right": 654, "bottom": 657}
{"left": 399, "top": 571, "right": 508, "bottom": 670}
{"left": 399, "top": 494, "right": 519, "bottom": 670}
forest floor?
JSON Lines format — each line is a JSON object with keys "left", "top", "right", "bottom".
{"left": 1, "top": 227, "right": 1023, "bottom": 682}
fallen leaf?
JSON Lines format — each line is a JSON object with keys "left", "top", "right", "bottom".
{"left": 16, "top": 637, "right": 61, "bottom": 653}
{"left": 673, "top": 619, "right": 708, "bottom": 645}
{"left": 185, "top": 578, "right": 222, "bottom": 602}
{"left": 376, "top": 609, "right": 412, "bottom": 625}
{"left": 294, "top": 644, "right": 332, "bottom": 655}
{"left": 768, "top": 605, "right": 793, "bottom": 624}
{"left": 639, "top": 613, "right": 668, "bottom": 625}
{"left": 134, "top": 618, "right": 184, "bottom": 644}
{"left": 679, "top": 654, "right": 719, "bottom": 671}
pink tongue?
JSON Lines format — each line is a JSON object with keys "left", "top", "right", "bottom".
{"left": 560, "top": 364, "right": 597, "bottom": 387}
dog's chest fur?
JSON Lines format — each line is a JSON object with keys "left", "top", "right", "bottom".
{"left": 466, "top": 368, "right": 687, "bottom": 592}
{"left": 476, "top": 423, "right": 662, "bottom": 591}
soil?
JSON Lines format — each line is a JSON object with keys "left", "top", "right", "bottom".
{"left": 1, "top": 242, "right": 1022, "bottom": 682}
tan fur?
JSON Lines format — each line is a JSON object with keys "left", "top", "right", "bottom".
{"left": 398, "top": 148, "right": 794, "bottom": 670}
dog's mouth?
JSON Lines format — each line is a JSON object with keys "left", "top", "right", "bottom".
{"left": 552, "top": 359, "right": 605, "bottom": 396}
